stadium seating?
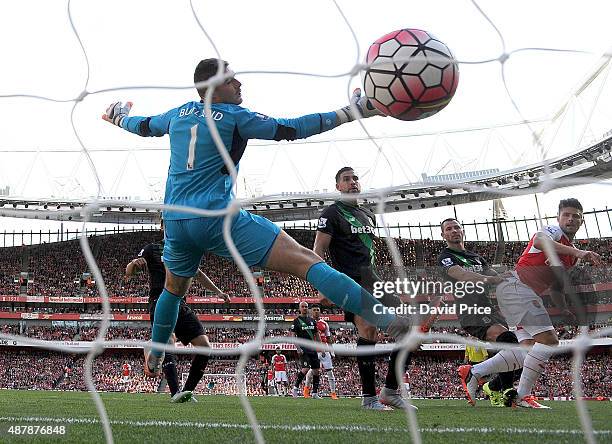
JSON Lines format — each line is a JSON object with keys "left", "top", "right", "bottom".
{"left": 0, "top": 230, "right": 610, "bottom": 399}
{"left": 0, "top": 230, "right": 611, "bottom": 302}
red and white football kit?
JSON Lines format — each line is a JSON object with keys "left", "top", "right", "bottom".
{"left": 316, "top": 319, "right": 334, "bottom": 370}
{"left": 272, "top": 354, "right": 288, "bottom": 382}
{"left": 496, "top": 225, "right": 577, "bottom": 338}
{"left": 121, "top": 363, "right": 131, "bottom": 382}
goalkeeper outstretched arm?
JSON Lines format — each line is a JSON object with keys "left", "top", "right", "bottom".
{"left": 102, "top": 87, "right": 384, "bottom": 142}
{"left": 102, "top": 101, "right": 175, "bottom": 138}
{"left": 102, "top": 59, "right": 385, "bottom": 141}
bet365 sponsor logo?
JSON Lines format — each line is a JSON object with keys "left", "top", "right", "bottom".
{"left": 350, "top": 225, "right": 375, "bottom": 234}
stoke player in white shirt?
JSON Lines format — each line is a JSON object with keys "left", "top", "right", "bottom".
{"left": 461, "top": 198, "right": 602, "bottom": 408}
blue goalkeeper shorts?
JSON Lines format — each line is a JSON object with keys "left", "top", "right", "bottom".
{"left": 162, "top": 209, "right": 281, "bottom": 277}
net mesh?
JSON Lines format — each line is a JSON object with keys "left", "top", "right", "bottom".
{"left": 0, "top": 1, "right": 611, "bottom": 443}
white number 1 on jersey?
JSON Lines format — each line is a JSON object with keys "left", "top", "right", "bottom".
{"left": 187, "top": 124, "right": 198, "bottom": 170}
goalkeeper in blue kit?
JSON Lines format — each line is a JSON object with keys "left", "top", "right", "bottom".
{"left": 102, "top": 58, "right": 412, "bottom": 376}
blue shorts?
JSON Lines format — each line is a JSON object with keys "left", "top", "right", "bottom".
{"left": 162, "top": 209, "right": 281, "bottom": 277}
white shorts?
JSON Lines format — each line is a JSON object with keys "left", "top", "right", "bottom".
{"left": 274, "top": 371, "right": 288, "bottom": 382}
{"left": 318, "top": 352, "right": 334, "bottom": 370}
{"left": 509, "top": 326, "right": 535, "bottom": 343}
{"left": 495, "top": 271, "right": 555, "bottom": 337}
{"left": 121, "top": 375, "right": 130, "bottom": 383}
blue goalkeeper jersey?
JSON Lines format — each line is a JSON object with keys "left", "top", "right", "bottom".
{"left": 121, "top": 101, "right": 338, "bottom": 220}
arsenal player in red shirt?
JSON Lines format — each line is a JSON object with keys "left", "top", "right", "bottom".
{"left": 272, "top": 347, "right": 289, "bottom": 396}
{"left": 495, "top": 198, "right": 602, "bottom": 408}
{"left": 304, "top": 305, "right": 339, "bottom": 399}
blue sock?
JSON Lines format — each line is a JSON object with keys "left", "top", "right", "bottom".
{"left": 306, "top": 262, "right": 394, "bottom": 330}
{"left": 151, "top": 289, "right": 181, "bottom": 358}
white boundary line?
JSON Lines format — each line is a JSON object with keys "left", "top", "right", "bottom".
{"left": 0, "top": 416, "right": 610, "bottom": 436}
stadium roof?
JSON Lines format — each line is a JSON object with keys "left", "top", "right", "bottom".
{"left": 0, "top": 135, "right": 611, "bottom": 224}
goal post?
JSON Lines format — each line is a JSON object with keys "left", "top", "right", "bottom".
{"left": 180, "top": 373, "right": 247, "bottom": 396}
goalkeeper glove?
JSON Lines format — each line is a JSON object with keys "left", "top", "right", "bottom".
{"left": 335, "top": 88, "right": 385, "bottom": 124}
{"left": 103, "top": 101, "right": 133, "bottom": 127}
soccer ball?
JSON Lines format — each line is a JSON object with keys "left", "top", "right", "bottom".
{"left": 363, "top": 28, "right": 459, "bottom": 121}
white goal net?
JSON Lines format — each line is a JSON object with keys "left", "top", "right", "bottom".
{"left": 0, "top": 1, "right": 611, "bottom": 444}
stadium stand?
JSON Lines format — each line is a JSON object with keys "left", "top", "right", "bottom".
{"left": 1, "top": 230, "right": 612, "bottom": 300}
{"left": 0, "top": 229, "right": 610, "bottom": 398}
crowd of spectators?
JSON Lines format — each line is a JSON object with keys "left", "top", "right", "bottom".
{"left": 0, "top": 350, "right": 72, "bottom": 390}
{"left": 0, "top": 230, "right": 610, "bottom": 334}
{"left": 1, "top": 229, "right": 610, "bottom": 400}
{"left": 0, "top": 324, "right": 20, "bottom": 335}
{"left": 1, "top": 230, "right": 612, "bottom": 301}
{"left": 23, "top": 326, "right": 77, "bottom": 341}
{"left": 0, "top": 244, "right": 24, "bottom": 296}
{"left": 0, "top": 349, "right": 609, "bottom": 399}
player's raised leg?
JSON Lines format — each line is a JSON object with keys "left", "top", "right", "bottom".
{"left": 458, "top": 326, "right": 525, "bottom": 407}
{"left": 458, "top": 344, "right": 525, "bottom": 406}
{"left": 150, "top": 217, "right": 409, "bottom": 377}
{"left": 265, "top": 230, "right": 409, "bottom": 336}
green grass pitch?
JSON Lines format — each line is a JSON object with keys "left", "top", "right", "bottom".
{"left": 0, "top": 391, "right": 609, "bottom": 443}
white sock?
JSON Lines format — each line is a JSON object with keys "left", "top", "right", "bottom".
{"left": 472, "top": 349, "right": 527, "bottom": 378}
{"left": 327, "top": 370, "right": 336, "bottom": 392}
{"left": 305, "top": 369, "right": 313, "bottom": 388}
{"left": 517, "top": 343, "right": 555, "bottom": 399}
